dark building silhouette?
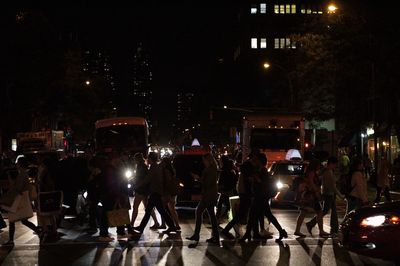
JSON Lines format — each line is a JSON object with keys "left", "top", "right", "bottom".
{"left": 132, "top": 43, "right": 153, "bottom": 128}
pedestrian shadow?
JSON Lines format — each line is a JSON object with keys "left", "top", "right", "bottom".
{"left": 276, "top": 241, "right": 290, "bottom": 266}
{"left": 296, "top": 237, "right": 328, "bottom": 266}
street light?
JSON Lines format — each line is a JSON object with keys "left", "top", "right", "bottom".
{"left": 327, "top": 4, "right": 338, "bottom": 14}
{"left": 263, "top": 61, "right": 294, "bottom": 108}
{"left": 85, "top": 80, "right": 91, "bottom": 86}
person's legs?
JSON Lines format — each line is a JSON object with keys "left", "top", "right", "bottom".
{"left": 374, "top": 187, "right": 383, "bottom": 203}
{"left": 137, "top": 194, "right": 157, "bottom": 231}
{"left": 264, "top": 201, "right": 283, "bottom": 232}
{"left": 294, "top": 210, "right": 306, "bottom": 235}
{"left": 21, "top": 219, "right": 39, "bottom": 234}
{"left": 206, "top": 203, "right": 219, "bottom": 239}
{"left": 307, "top": 195, "right": 332, "bottom": 230}
{"left": 167, "top": 197, "right": 180, "bottom": 228}
{"left": 130, "top": 195, "right": 143, "bottom": 226}
{"left": 152, "top": 194, "right": 174, "bottom": 229}
{"left": 223, "top": 194, "right": 250, "bottom": 233}
{"left": 193, "top": 200, "right": 207, "bottom": 237}
{"left": 8, "top": 222, "right": 15, "bottom": 242}
{"left": 142, "top": 196, "right": 160, "bottom": 226}
{"left": 383, "top": 186, "right": 392, "bottom": 202}
{"left": 330, "top": 197, "right": 339, "bottom": 234}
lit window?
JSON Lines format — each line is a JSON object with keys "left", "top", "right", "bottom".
{"left": 286, "top": 38, "right": 291, "bottom": 48}
{"left": 280, "top": 5, "right": 285, "bottom": 14}
{"left": 291, "top": 5, "right": 296, "bottom": 13}
{"left": 251, "top": 5, "right": 257, "bottom": 14}
{"left": 274, "top": 38, "right": 280, "bottom": 49}
{"left": 274, "top": 5, "right": 279, "bottom": 14}
{"left": 307, "top": 9, "right": 312, "bottom": 14}
{"left": 301, "top": 9, "right": 305, "bottom": 14}
{"left": 280, "top": 38, "right": 285, "bottom": 48}
{"left": 286, "top": 5, "right": 291, "bottom": 14}
{"left": 260, "top": 38, "right": 267, "bottom": 48}
{"left": 260, "top": 3, "right": 267, "bottom": 14}
{"left": 251, "top": 38, "right": 258, "bottom": 49}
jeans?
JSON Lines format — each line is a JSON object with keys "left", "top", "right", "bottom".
{"left": 308, "top": 194, "right": 338, "bottom": 233}
{"left": 193, "top": 199, "right": 219, "bottom": 238}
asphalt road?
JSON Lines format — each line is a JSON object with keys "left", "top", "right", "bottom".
{"left": 0, "top": 198, "right": 398, "bottom": 266}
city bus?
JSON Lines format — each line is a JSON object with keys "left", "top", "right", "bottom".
{"left": 95, "top": 117, "right": 149, "bottom": 156}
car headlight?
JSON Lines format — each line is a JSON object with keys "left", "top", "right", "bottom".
{"left": 276, "top": 181, "right": 284, "bottom": 190}
{"left": 125, "top": 169, "right": 133, "bottom": 179}
{"left": 360, "top": 215, "right": 400, "bottom": 227}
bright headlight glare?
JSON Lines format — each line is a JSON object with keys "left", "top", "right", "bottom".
{"left": 361, "top": 215, "right": 386, "bottom": 227}
{"left": 125, "top": 169, "right": 133, "bottom": 179}
{"left": 276, "top": 181, "right": 284, "bottom": 190}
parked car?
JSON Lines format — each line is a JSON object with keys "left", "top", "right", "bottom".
{"left": 339, "top": 200, "right": 400, "bottom": 260}
{"left": 269, "top": 160, "right": 308, "bottom": 205}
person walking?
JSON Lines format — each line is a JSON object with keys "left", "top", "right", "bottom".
{"left": 241, "top": 153, "right": 288, "bottom": 242}
{"left": 37, "top": 156, "right": 59, "bottom": 241}
{"left": 186, "top": 153, "right": 220, "bottom": 244}
{"left": 346, "top": 158, "right": 369, "bottom": 214}
{"left": 374, "top": 156, "right": 392, "bottom": 203}
{"left": 221, "top": 151, "right": 257, "bottom": 238}
{"left": 216, "top": 156, "right": 238, "bottom": 224}
{"left": 0, "top": 157, "right": 40, "bottom": 246}
{"left": 134, "top": 152, "right": 177, "bottom": 234}
{"left": 294, "top": 159, "right": 330, "bottom": 238}
{"left": 130, "top": 153, "right": 160, "bottom": 229}
{"left": 161, "top": 156, "right": 181, "bottom": 231}
{"left": 306, "top": 156, "right": 343, "bottom": 237}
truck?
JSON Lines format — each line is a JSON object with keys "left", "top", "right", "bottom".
{"left": 17, "top": 130, "right": 64, "bottom": 153}
{"left": 242, "top": 113, "right": 305, "bottom": 167}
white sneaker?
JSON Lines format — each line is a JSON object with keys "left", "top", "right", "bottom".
{"left": 98, "top": 236, "right": 115, "bottom": 242}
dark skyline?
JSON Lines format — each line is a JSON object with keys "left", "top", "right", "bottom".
{"left": 41, "top": 5, "right": 236, "bottom": 142}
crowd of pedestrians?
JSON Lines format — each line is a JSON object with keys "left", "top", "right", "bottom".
{"left": 0, "top": 146, "right": 395, "bottom": 246}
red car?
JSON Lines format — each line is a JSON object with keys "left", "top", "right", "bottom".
{"left": 339, "top": 200, "right": 400, "bottom": 260}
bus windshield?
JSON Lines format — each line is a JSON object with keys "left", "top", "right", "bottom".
{"left": 96, "top": 125, "right": 146, "bottom": 152}
{"left": 250, "top": 128, "right": 299, "bottom": 150}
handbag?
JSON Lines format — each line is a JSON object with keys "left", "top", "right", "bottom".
{"left": 1, "top": 193, "right": 23, "bottom": 213}
{"left": 8, "top": 191, "right": 34, "bottom": 222}
{"left": 107, "top": 204, "right": 130, "bottom": 227}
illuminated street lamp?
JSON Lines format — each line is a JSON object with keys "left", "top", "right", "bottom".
{"left": 327, "top": 4, "right": 338, "bottom": 14}
{"left": 223, "top": 105, "right": 228, "bottom": 109}
{"left": 263, "top": 61, "right": 294, "bottom": 107}
{"left": 85, "top": 80, "right": 91, "bottom": 86}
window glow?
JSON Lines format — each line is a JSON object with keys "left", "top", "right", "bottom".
{"left": 251, "top": 38, "right": 258, "bottom": 49}
{"left": 260, "top": 38, "right": 267, "bottom": 48}
{"left": 274, "top": 5, "right": 279, "bottom": 14}
{"left": 251, "top": 7, "right": 257, "bottom": 14}
{"left": 260, "top": 3, "right": 266, "bottom": 13}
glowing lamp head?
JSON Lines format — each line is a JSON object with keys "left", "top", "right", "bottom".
{"left": 263, "top": 62, "right": 270, "bottom": 69}
{"left": 125, "top": 169, "right": 133, "bottom": 179}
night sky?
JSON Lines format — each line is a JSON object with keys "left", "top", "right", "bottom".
{"left": 42, "top": 4, "right": 236, "bottom": 142}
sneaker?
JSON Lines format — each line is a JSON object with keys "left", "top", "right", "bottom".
{"left": 98, "top": 236, "right": 115, "bottom": 242}
{"left": 162, "top": 227, "right": 177, "bottom": 234}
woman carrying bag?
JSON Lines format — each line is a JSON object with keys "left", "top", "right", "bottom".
{"left": 0, "top": 157, "right": 40, "bottom": 246}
